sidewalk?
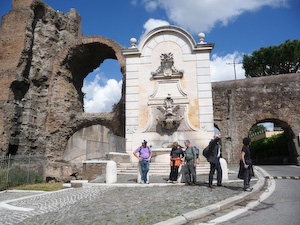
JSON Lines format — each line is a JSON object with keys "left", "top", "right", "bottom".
{"left": 0, "top": 165, "right": 264, "bottom": 225}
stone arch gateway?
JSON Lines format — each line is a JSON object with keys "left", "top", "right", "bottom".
{"left": 212, "top": 73, "right": 300, "bottom": 164}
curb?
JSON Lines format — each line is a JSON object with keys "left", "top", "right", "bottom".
{"left": 154, "top": 166, "right": 266, "bottom": 225}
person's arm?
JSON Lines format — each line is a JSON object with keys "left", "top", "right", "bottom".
{"left": 148, "top": 151, "right": 152, "bottom": 161}
{"left": 133, "top": 149, "right": 142, "bottom": 161}
{"left": 241, "top": 151, "right": 248, "bottom": 169}
{"left": 209, "top": 138, "right": 220, "bottom": 151}
{"left": 193, "top": 147, "right": 197, "bottom": 167}
{"left": 180, "top": 149, "right": 184, "bottom": 158}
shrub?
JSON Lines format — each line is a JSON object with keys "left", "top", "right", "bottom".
{"left": 250, "top": 133, "right": 288, "bottom": 159}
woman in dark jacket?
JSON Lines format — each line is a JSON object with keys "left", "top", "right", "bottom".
{"left": 168, "top": 142, "right": 184, "bottom": 183}
{"left": 238, "top": 137, "right": 254, "bottom": 191}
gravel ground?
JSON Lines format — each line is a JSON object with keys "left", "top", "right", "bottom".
{"left": 0, "top": 165, "right": 258, "bottom": 225}
{"left": 10, "top": 183, "right": 245, "bottom": 225}
{"left": 0, "top": 192, "right": 43, "bottom": 202}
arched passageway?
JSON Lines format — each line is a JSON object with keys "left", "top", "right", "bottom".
{"left": 45, "top": 36, "right": 126, "bottom": 164}
{"left": 248, "top": 119, "right": 298, "bottom": 165}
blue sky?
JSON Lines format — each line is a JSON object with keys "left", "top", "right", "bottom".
{"left": 0, "top": 0, "right": 299, "bottom": 115}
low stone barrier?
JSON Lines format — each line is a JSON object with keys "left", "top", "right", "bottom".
{"left": 82, "top": 160, "right": 117, "bottom": 184}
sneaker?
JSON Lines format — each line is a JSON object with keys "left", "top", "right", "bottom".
{"left": 209, "top": 185, "right": 215, "bottom": 189}
{"left": 217, "top": 184, "right": 223, "bottom": 187}
{"left": 166, "top": 180, "right": 172, "bottom": 183}
{"left": 244, "top": 187, "right": 253, "bottom": 192}
{"left": 140, "top": 180, "right": 145, "bottom": 184}
{"left": 145, "top": 180, "right": 149, "bottom": 184}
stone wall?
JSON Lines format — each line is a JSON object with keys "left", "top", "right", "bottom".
{"left": 0, "top": 0, "right": 126, "bottom": 179}
{"left": 212, "top": 73, "right": 300, "bottom": 164}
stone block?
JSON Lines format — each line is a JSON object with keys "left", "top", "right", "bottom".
{"left": 106, "top": 161, "right": 117, "bottom": 184}
{"left": 70, "top": 180, "right": 88, "bottom": 188}
{"left": 107, "top": 152, "right": 130, "bottom": 163}
{"left": 82, "top": 161, "right": 107, "bottom": 181}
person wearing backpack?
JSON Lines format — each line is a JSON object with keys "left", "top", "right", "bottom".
{"left": 184, "top": 140, "right": 197, "bottom": 186}
{"left": 207, "top": 134, "right": 223, "bottom": 188}
{"left": 133, "top": 140, "right": 152, "bottom": 184}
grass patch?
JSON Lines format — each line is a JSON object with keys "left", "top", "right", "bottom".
{"left": 10, "top": 182, "right": 63, "bottom": 191}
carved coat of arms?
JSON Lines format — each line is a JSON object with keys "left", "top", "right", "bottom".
{"left": 151, "top": 53, "right": 184, "bottom": 79}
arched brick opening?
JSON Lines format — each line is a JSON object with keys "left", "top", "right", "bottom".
{"left": 212, "top": 74, "right": 300, "bottom": 165}
{"left": 248, "top": 118, "right": 298, "bottom": 164}
{"left": 45, "top": 36, "right": 126, "bottom": 163}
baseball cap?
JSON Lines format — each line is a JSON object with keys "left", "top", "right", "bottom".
{"left": 142, "top": 140, "right": 147, "bottom": 143}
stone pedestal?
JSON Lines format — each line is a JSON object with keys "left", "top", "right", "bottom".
{"left": 106, "top": 161, "right": 117, "bottom": 184}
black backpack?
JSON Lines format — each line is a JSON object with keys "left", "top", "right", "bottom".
{"left": 202, "top": 145, "right": 209, "bottom": 158}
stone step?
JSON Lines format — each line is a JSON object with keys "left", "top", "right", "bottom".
{"left": 118, "top": 162, "right": 210, "bottom": 168}
{"left": 117, "top": 167, "right": 210, "bottom": 175}
{"left": 117, "top": 162, "right": 211, "bottom": 175}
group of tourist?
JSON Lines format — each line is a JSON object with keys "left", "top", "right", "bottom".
{"left": 133, "top": 136, "right": 254, "bottom": 191}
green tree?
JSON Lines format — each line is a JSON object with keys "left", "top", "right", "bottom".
{"left": 249, "top": 124, "right": 267, "bottom": 136}
{"left": 243, "top": 39, "right": 300, "bottom": 77}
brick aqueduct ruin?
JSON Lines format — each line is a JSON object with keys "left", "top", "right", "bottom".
{"left": 0, "top": 0, "right": 299, "bottom": 179}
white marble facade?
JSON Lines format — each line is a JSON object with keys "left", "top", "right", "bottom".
{"left": 122, "top": 26, "right": 215, "bottom": 162}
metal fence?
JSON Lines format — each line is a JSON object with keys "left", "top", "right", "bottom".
{"left": 0, "top": 154, "right": 46, "bottom": 190}
{"left": 86, "top": 134, "right": 126, "bottom": 160}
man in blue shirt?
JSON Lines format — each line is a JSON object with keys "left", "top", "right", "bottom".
{"left": 133, "top": 140, "right": 152, "bottom": 184}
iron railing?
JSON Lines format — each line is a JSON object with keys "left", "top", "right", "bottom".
{"left": 0, "top": 154, "right": 45, "bottom": 190}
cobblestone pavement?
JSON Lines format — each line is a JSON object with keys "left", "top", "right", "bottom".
{"left": 0, "top": 166, "right": 257, "bottom": 225}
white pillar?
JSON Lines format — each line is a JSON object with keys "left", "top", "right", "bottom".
{"left": 106, "top": 161, "right": 117, "bottom": 184}
{"left": 220, "top": 158, "right": 229, "bottom": 181}
{"left": 177, "top": 164, "right": 185, "bottom": 183}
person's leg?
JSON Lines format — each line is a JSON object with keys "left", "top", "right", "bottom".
{"left": 184, "top": 161, "right": 192, "bottom": 184}
{"left": 170, "top": 160, "right": 175, "bottom": 181}
{"left": 174, "top": 166, "right": 179, "bottom": 181}
{"left": 209, "top": 162, "right": 216, "bottom": 186}
{"left": 216, "top": 159, "right": 222, "bottom": 185}
{"left": 144, "top": 160, "right": 149, "bottom": 183}
{"left": 169, "top": 161, "right": 173, "bottom": 181}
{"left": 244, "top": 168, "right": 250, "bottom": 190}
{"left": 140, "top": 161, "right": 145, "bottom": 182}
{"left": 191, "top": 164, "right": 196, "bottom": 184}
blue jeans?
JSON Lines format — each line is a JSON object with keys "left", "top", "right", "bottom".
{"left": 140, "top": 160, "right": 149, "bottom": 182}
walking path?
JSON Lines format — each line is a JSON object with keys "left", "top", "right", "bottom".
{"left": 0, "top": 166, "right": 263, "bottom": 225}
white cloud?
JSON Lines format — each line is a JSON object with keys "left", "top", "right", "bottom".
{"left": 260, "top": 122, "right": 274, "bottom": 131}
{"left": 144, "top": 1, "right": 158, "bottom": 11}
{"left": 141, "top": 0, "right": 288, "bottom": 33}
{"left": 82, "top": 73, "right": 122, "bottom": 113}
{"left": 142, "top": 18, "right": 170, "bottom": 35}
{"left": 210, "top": 51, "right": 246, "bottom": 82}
{"left": 131, "top": 0, "right": 138, "bottom": 6}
